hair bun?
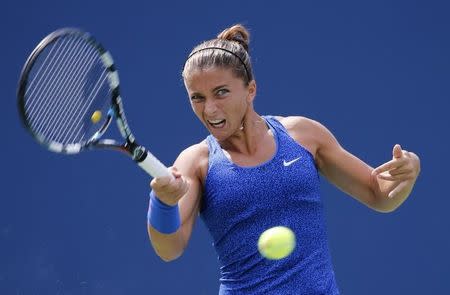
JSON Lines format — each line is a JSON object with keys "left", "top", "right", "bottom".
{"left": 217, "top": 24, "right": 250, "bottom": 52}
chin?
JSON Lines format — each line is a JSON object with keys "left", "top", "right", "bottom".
{"left": 209, "top": 130, "right": 229, "bottom": 142}
{"left": 210, "top": 132, "right": 226, "bottom": 141}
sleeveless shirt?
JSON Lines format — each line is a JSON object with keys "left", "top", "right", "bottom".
{"left": 201, "top": 116, "right": 339, "bottom": 294}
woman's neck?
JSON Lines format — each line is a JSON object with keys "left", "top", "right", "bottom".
{"left": 219, "top": 111, "right": 269, "bottom": 156}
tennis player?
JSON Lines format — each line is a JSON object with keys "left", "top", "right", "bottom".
{"left": 147, "top": 24, "right": 421, "bottom": 294}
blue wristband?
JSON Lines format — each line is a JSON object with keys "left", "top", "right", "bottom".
{"left": 148, "top": 191, "right": 180, "bottom": 234}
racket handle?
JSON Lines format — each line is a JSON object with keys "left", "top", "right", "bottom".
{"left": 137, "top": 150, "right": 173, "bottom": 179}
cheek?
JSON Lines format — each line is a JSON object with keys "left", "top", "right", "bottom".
{"left": 235, "top": 96, "right": 249, "bottom": 113}
{"left": 190, "top": 103, "right": 204, "bottom": 119}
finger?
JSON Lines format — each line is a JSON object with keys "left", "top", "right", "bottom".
{"left": 167, "top": 175, "right": 189, "bottom": 194}
{"left": 155, "top": 175, "right": 173, "bottom": 186}
{"left": 372, "top": 158, "right": 405, "bottom": 175}
{"left": 167, "top": 166, "right": 183, "bottom": 178}
{"left": 376, "top": 173, "right": 398, "bottom": 181}
{"left": 151, "top": 177, "right": 187, "bottom": 200}
{"left": 393, "top": 144, "right": 403, "bottom": 159}
{"left": 388, "top": 181, "right": 409, "bottom": 199}
{"left": 151, "top": 174, "right": 174, "bottom": 189}
{"left": 376, "top": 171, "right": 411, "bottom": 181}
{"left": 155, "top": 166, "right": 184, "bottom": 187}
{"left": 388, "top": 167, "right": 410, "bottom": 176}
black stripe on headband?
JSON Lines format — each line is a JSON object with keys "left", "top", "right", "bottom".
{"left": 185, "top": 47, "right": 251, "bottom": 81}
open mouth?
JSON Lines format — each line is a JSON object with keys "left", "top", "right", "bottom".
{"left": 207, "top": 119, "right": 226, "bottom": 128}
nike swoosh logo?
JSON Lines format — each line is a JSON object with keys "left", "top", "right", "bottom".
{"left": 283, "top": 157, "right": 301, "bottom": 167}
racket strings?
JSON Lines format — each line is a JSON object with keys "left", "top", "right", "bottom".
{"left": 41, "top": 42, "right": 102, "bottom": 142}
{"left": 28, "top": 36, "right": 102, "bottom": 141}
{"left": 58, "top": 69, "right": 109, "bottom": 144}
{"left": 26, "top": 37, "right": 85, "bottom": 120}
{"left": 28, "top": 37, "right": 92, "bottom": 136}
{"left": 24, "top": 35, "right": 111, "bottom": 145}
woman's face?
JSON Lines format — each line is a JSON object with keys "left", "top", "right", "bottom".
{"left": 184, "top": 67, "right": 256, "bottom": 141}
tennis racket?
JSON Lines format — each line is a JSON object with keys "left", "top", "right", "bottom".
{"left": 17, "top": 28, "right": 171, "bottom": 178}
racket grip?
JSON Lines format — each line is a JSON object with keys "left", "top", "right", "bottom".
{"left": 137, "top": 150, "right": 173, "bottom": 179}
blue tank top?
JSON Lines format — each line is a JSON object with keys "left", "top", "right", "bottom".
{"left": 201, "top": 116, "right": 339, "bottom": 294}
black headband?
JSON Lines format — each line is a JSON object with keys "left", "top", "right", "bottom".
{"left": 185, "top": 47, "right": 251, "bottom": 81}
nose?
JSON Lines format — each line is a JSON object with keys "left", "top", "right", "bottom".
{"left": 204, "top": 99, "right": 218, "bottom": 115}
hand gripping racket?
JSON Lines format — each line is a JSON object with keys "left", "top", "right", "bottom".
{"left": 17, "top": 28, "right": 171, "bottom": 178}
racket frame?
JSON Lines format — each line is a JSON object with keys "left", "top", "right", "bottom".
{"left": 17, "top": 28, "right": 171, "bottom": 178}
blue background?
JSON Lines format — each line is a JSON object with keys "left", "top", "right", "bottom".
{"left": 1, "top": 0, "right": 449, "bottom": 294}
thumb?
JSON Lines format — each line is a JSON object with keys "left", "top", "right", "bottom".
{"left": 169, "top": 166, "right": 182, "bottom": 178}
{"left": 393, "top": 144, "right": 403, "bottom": 159}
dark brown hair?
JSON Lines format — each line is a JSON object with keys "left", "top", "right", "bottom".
{"left": 182, "top": 24, "right": 254, "bottom": 85}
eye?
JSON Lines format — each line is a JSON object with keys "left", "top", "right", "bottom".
{"left": 216, "top": 88, "right": 229, "bottom": 97}
{"left": 190, "top": 95, "right": 204, "bottom": 102}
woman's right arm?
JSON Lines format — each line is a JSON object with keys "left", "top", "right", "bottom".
{"left": 147, "top": 142, "right": 207, "bottom": 262}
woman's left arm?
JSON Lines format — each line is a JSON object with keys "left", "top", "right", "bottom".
{"left": 290, "top": 117, "right": 421, "bottom": 212}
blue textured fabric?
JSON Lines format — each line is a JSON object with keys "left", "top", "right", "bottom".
{"left": 148, "top": 191, "right": 181, "bottom": 234}
{"left": 200, "top": 116, "right": 340, "bottom": 294}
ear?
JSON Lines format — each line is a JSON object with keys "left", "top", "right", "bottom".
{"left": 246, "top": 80, "right": 257, "bottom": 103}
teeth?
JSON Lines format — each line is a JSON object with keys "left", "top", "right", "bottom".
{"left": 208, "top": 119, "right": 225, "bottom": 124}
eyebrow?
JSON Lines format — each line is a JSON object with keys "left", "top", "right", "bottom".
{"left": 190, "top": 84, "right": 229, "bottom": 97}
{"left": 212, "top": 84, "right": 228, "bottom": 92}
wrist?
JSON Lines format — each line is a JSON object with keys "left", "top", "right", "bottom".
{"left": 148, "top": 191, "right": 181, "bottom": 234}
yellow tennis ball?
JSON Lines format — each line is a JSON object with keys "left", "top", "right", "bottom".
{"left": 91, "top": 110, "right": 102, "bottom": 123}
{"left": 258, "top": 226, "right": 296, "bottom": 260}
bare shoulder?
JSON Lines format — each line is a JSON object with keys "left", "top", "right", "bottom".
{"left": 275, "top": 116, "right": 318, "bottom": 131}
{"left": 274, "top": 116, "right": 335, "bottom": 158}
{"left": 174, "top": 140, "right": 209, "bottom": 182}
